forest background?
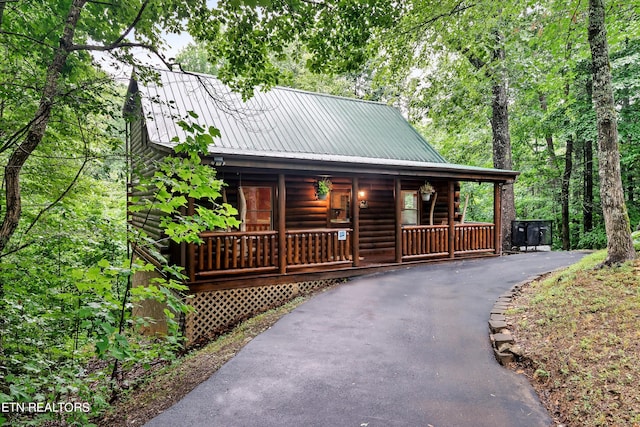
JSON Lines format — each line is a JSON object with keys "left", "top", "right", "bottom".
{"left": 0, "top": 0, "right": 638, "bottom": 425}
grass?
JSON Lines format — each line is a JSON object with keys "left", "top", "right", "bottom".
{"left": 507, "top": 250, "right": 640, "bottom": 426}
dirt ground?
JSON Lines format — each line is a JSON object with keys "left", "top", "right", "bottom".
{"left": 505, "top": 258, "right": 640, "bottom": 426}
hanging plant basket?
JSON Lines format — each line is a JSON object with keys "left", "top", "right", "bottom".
{"left": 419, "top": 181, "right": 435, "bottom": 202}
{"left": 315, "top": 178, "right": 332, "bottom": 200}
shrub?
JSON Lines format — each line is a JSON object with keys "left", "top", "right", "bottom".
{"left": 632, "top": 230, "right": 640, "bottom": 252}
{"left": 576, "top": 227, "right": 608, "bottom": 249}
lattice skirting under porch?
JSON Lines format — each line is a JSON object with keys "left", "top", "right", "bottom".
{"left": 185, "top": 279, "right": 342, "bottom": 346}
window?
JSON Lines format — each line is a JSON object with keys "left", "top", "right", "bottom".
{"left": 401, "top": 190, "right": 418, "bottom": 225}
{"left": 242, "top": 186, "right": 272, "bottom": 231}
{"left": 329, "top": 189, "right": 351, "bottom": 224}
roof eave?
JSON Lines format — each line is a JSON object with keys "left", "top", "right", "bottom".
{"left": 152, "top": 141, "right": 519, "bottom": 183}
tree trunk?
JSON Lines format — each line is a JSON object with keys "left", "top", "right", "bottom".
{"left": 0, "top": 0, "right": 86, "bottom": 255}
{"left": 561, "top": 137, "right": 573, "bottom": 250}
{"left": 460, "top": 28, "right": 516, "bottom": 252}
{"left": 620, "top": 96, "right": 635, "bottom": 207}
{"left": 587, "top": 0, "right": 635, "bottom": 264}
{"left": 539, "top": 94, "right": 559, "bottom": 170}
{"left": 490, "top": 46, "right": 516, "bottom": 252}
{"left": 0, "top": 3, "right": 85, "bottom": 364}
{"left": 583, "top": 138, "right": 594, "bottom": 233}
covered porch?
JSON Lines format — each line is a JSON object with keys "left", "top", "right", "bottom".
{"left": 178, "top": 173, "right": 505, "bottom": 289}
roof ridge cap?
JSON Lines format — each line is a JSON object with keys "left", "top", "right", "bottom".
{"left": 271, "top": 85, "right": 388, "bottom": 106}
{"left": 146, "top": 67, "right": 390, "bottom": 107}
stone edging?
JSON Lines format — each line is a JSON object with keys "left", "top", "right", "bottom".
{"left": 488, "top": 275, "right": 542, "bottom": 365}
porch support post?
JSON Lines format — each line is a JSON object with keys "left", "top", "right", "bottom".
{"left": 395, "top": 177, "right": 403, "bottom": 263}
{"left": 448, "top": 181, "right": 455, "bottom": 259}
{"left": 187, "top": 197, "right": 196, "bottom": 282}
{"left": 352, "top": 177, "right": 360, "bottom": 267}
{"left": 278, "top": 174, "right": 287, "bottom": 274}
{"left": 494, "top": 182, "right": 502, "bottom": 255}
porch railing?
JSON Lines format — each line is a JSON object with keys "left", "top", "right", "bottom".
{"left": 190, "top": 224, "right": 493, "bottom": 280}
{"left": 192, "top": 228, "right": 352, "bottom": 279}
{"left": 402, "top": 225, "right": 449, "bottom": 259}
{"left": 454, "top": 223, "right": 495, "bottom": 253}
{"left": 194, "top": 231, "right": 279, "bottom": 278}
{"left": 286, "top": 229, "right": 352, "bottom": 269}
{"left": 402, "top": 223, "right": 495, "bottom": 260}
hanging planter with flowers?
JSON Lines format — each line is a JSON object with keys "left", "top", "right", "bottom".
{"left": 419, "top": 181, "right": 435, "bottom": 201}
{"left": 315, "top": 178, "right": 333, "bottom": 200}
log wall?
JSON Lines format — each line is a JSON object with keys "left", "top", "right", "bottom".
{"left": 358, "top": 177, "right": 395, "bottom": 256}
{"left": 126, "top": 103, "right": 171, "bottom": 259}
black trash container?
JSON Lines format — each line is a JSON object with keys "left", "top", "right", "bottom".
{"left": 511, "top": 220, "right": 553, "bottom": 248}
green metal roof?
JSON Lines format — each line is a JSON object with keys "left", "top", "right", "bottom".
{"left": 135, "top": 69, "right": 447, "bottom": 164}
{"left": 129, "top": 69, "right": 519, "bottom": 182}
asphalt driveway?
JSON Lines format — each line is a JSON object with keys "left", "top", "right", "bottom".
{"left": 145, "top": 251, "right": 586, "bottom": 427}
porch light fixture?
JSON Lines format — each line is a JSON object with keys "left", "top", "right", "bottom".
{"left": 358, "top": 190, "right": 368, "bottom": 208}
{"left": 212, "top": 156, "right": 225, "bottom": 166}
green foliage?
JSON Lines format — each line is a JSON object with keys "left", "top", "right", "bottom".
{"left": 192, "top": 0, "right": 640, "bottom": 253}
{"left": 1, "top": 0, "right": 639, "bottom": 421}
{"left": 130, "top": 115, "right": 240, "bottom": 245}
{"left": 314, "top": 178, "right": 333, "bottom": 196}
{"left": 189, "top": 0, "right": 401, "bottom": 98}
{"left": 577, "top": 227, "right": 608, "bottom": 250}
{"left": 456, "top": 182, "right": 494, "bottom": 223}
{"left": 0, "top": 0, "right": 218, "bottom": 255}
{"left": 0, "top": 254, "right": 191, "bottom": 426}
{"left": 0, "top": 111, "right": 238, "bottom": 425}
{"left": 0, "top": 1, "right": 247, "bottom": 425}
{"left": 176, "top": 40, "right": 385, "bottom": 100}
{"left": 175, "top": 43, "right": 220, "bottom": 76}
{"left": 0, "top": 166, "right": 133, "bottom": 425}
{"left": 632, "top": 231, "right": 640, "bottom": 252}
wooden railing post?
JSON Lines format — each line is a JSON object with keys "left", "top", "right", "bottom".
{"left": 448, "top": 181, "right": 455, "bottom": 259}
{"left": 278, "top": 174, "right": 287, "bottom": 274}
{"left": 395, "top": 177, "right": 403, "bottom": 263}
{"left": 187, "top": 197, "right": 196, "bottom": 282}
{"left": 352, "top": 177, "right": 360, "bottom": 267}
{"left": 494, "top": 182, "right": 502, "bottom": 255}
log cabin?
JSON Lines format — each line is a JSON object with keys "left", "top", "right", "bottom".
{"left": 124, "top": 69, "right": 518, "bottom": 343}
